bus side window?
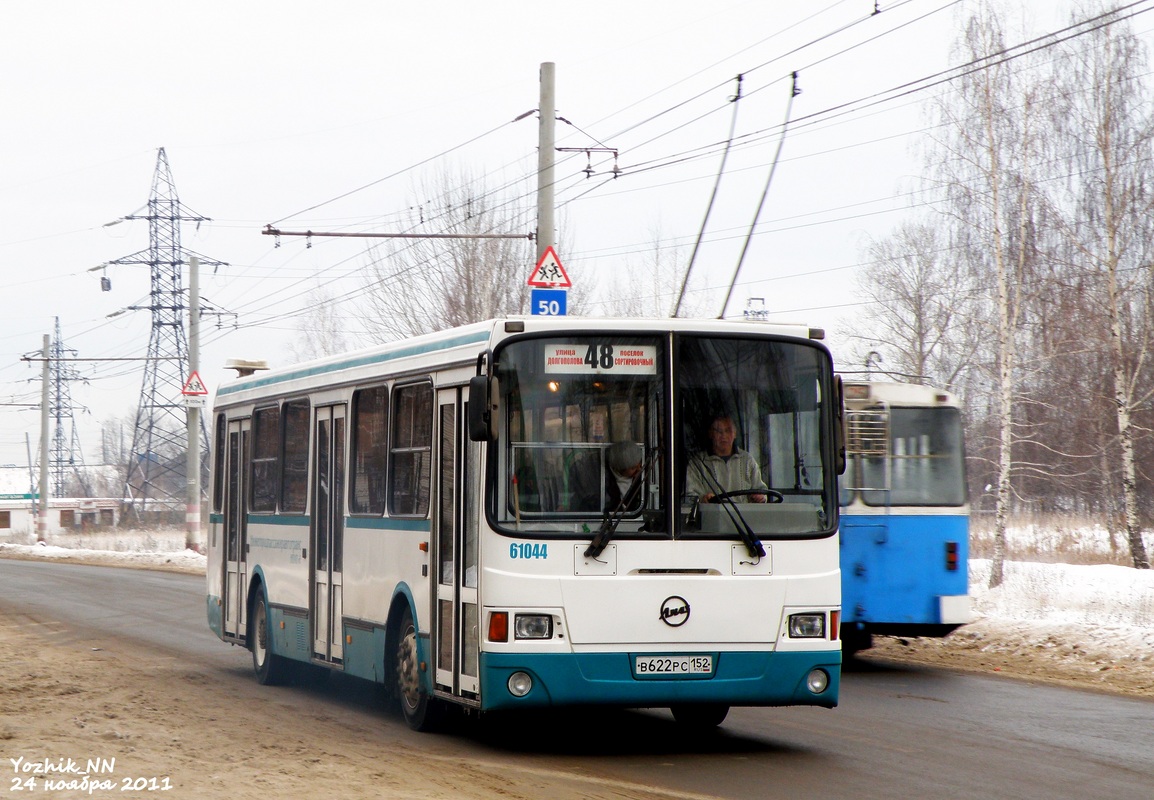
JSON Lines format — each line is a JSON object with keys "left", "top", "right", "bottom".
{"left": 351, "top": 386, "right": 389, "bottom": 514}
{"left": 251, "top": 406, "right": 280, "bottom": 512}
{"left": 391, "top": 383, "right": 433, "bottom": 517}
{"left": 213, "top": 414, "right": 226, "bottom": 513}
{"left": 281, "top": 399, "right": 310, "bottom": 513}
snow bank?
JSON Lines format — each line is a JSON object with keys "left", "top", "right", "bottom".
{"left": 962, "top": 558, "right": 1154, "bottom": 666}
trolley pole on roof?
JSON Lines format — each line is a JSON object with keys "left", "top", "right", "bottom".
{"left": 536, "top": 62, "right": 556, "bottom": 261}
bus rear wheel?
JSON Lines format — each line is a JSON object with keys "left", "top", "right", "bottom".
{"left": 670, "top": 703, "right": 729, "bottom": 728}
{"left": 251, "top": 590, "right": 289, "bottom": 686}
{"left": 395, "top": 608, "right": 444, "bottom": 731}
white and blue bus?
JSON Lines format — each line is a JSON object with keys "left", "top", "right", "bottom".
{"left": 839, "top": 380, "right": 970, "bottom": 653}
{"left": 207, "top": 317, "right": 844, "bottom": 730}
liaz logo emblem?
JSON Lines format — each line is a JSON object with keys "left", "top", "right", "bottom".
{"left": 659, "top": 596, "right": 690, "bottom": 627}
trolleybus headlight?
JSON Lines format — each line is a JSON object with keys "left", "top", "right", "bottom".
{"left": 514, "top": 614, "right": 553, "bottom": 640}
{"left": 507, "top": 671, "right": 533, "bottom": 697}
{"left": 788, "top": 613, "right": 826, "bottom": 638}
{"left": 806, "top": 668, "right": 830, "bottom": 694}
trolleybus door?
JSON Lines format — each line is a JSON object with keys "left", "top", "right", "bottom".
{"left": 223, "top": 418, "right": 251, "bottom": 641}
{"left": 434, "top": 387, "right": 480, "bottom": 698}
{"left": 312, "top": 404, "right": 346, "bottom": 663}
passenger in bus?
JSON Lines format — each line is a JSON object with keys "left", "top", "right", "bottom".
{"left": 571, "top": 441, "right": 643, "bottom": 513}
{"left": 685, "top": 415, "right": 768, "bottom": 503}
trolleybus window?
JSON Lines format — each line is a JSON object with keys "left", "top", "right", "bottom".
{"left": 251, "top": 405, "right": 280, "bottom": 512}
{"left": 854, "top": 406, "right": 965, "bottom": 507}
{"left": 677, "top": 335, "right": 833, "bottom": 537}
{"left": 212, "top": 414, "right": 225, "bottom": 513}
{"left": 491, "top": 333, "right": 834, "bottom": 539}
{"left": 351, "top": 385, "right": 389, "bottom": 514}
{"left": 496, "top": 336, "right": 661, "bottom": 530}
{"left": 390, "top": 383, "right": 433, "bottom": 516}
{"left": 281, "top": 399, "right": 310, "bottom": 513}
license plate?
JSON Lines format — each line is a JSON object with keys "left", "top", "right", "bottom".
{"left": 634, "top": 654, "right": 713, "bottom": 676}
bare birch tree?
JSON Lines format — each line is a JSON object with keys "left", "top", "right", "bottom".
{"left": 934, "top": 4, "right": 1048, "bottom": 587}
{"left": 843, "top": 219, "right": 981, "bottom": 392}
{"left": 1051, "top": 5, "right": 1154, "bottom": 568}
{"left": 359, "top": 169, "right": 536, "bottom": 342}
{"left": 286, "top": 283, "right": 354, "bottom": 364}
{"left": 601, "top": 225, "right": 703, "bottom": 318}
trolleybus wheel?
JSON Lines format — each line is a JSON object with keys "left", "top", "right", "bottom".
{"left": 670, "top": 703, "right": 729, "bottom": 728}
{"left": 251, "top": 589, "right": 289, "bottom": 686}
{"left": 395, "top": 607, "right": 443, "bottom": 731}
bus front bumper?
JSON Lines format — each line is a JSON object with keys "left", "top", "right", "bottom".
{"left": 478, "top": 649, "right": 840, "bottom": 712}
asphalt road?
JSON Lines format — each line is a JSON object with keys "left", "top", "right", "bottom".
{"left": 2, "top": 559, "right": 1151, "bottom": 799}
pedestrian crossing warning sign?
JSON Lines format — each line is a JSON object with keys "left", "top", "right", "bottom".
{"left": 182, "top": 371, "right": 208, "bottom": 396}
{"left": 527, "top": 246, "right": 572, "bottom": 288}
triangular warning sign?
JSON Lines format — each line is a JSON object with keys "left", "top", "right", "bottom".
{"left": 527, "top": 246, "right": 572, "bottom": 288}
{"left": 182, "top": 371, "right": 208, "bottom": 396}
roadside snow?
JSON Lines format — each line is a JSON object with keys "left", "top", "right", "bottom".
{"left": 0, "top": 531, "right": 206, "bottom": 573}
{"left": 965, "top": 557, "right": 1154, "bottom": 665}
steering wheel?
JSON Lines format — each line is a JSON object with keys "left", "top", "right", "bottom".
{"left": 709, "top": 489, "right": 784, "bottom": 504}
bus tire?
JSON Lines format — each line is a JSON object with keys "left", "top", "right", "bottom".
{"left": 251, "top": 588, "right": 289, "bottom": 686}
{"left": 395, "top": 607, "right": 443, "bottom": 731}
{"left": 670, "top": 703, "right": 729, "bottom": 728}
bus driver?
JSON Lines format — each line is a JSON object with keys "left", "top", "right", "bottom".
{"left": 685, "top": 414, "right": 768, "bottom": 503}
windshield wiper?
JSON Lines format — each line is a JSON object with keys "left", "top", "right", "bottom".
{"left": 687, "top": 458, "right": 765, "bottom": 560}
{"left": 584, "top": 447, "right": 656, "bottom": 559}
{"left": 713, "top": 493, "right": 765, "bottom": 560}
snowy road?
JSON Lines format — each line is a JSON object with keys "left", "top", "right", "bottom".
{"left": 1, "top": 558, "right": 1152, "bottom": 800}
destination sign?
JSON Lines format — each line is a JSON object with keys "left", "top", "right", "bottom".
{"left": 543, "top": 344, "right": 658, "bottom": 375}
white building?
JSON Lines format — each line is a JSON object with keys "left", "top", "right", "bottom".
{"left": 0, "top": 466, "right": 120, "bottom": 538}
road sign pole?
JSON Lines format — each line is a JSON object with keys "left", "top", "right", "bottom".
{"left": 186, "top": 256, "right": 201, "bottom": 551}
{"left": 537, "top": 62, "right": 555, "bottom": 262}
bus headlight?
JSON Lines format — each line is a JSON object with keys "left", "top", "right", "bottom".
{"left": 507, "top": 671, "right": 533, "bottom": 697}
{"left": 788, "top": 613, "right": 826, "bottom": 638}
{"left": 514, "top": 614, "right": 553, "bottom": 640}
{"left": 806, "top": 669, "right": 830, "bottom": 694}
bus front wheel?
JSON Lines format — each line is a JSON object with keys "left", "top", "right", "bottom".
{"left": 395, "top": 607, "right": 444, "bottom": 731}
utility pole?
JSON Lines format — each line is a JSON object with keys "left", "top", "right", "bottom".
{"left": 186, "top": 256, "right": 202, "bottom": 551}
{"left": 536, "top": 62, "right": 556, "bottom": 261}
{"left": 38, "top": 334, "right": 50, "bottom": 543}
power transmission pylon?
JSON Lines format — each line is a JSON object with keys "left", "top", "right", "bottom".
{"left": 49, "top": 317, "right": 91, "bottom": 498}
{"left": 110, "top": 148, "right": 224, "bottom": 520}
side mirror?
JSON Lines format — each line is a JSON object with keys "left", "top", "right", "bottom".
{"left": 468, "top": 374, "right": 499, "bottom": 442}
{"left": 834, "top": 374, "right": 846, "bottom": 475}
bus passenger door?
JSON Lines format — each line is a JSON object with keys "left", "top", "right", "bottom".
{"left": 223, "top": 418, "right": 251, "bottom": 642}
{"left": 434, "top": 387, "right": 480, "bottom": 700}
{"left": 312, "top": 404, "right": 346, "bottom": 664}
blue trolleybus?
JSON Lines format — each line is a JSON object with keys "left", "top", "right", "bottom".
{"left": 206, "top": 317, "right": 844, "bottom": 729}
{"left": 839, "top": 380, "right": 970, "bottom": 653}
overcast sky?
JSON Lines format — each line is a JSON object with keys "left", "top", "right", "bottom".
{"left": 0, "top": 0, "right": 1121, "bottom": 467}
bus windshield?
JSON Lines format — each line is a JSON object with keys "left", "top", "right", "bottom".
{"left": 677, "top": 335, "right": 833, "bottom": 538}
{"left": 495, "top": 335, "right": 664, "bottom": 533}
{"left": 492, "top": 332, "right": 835, "bottom": 540}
